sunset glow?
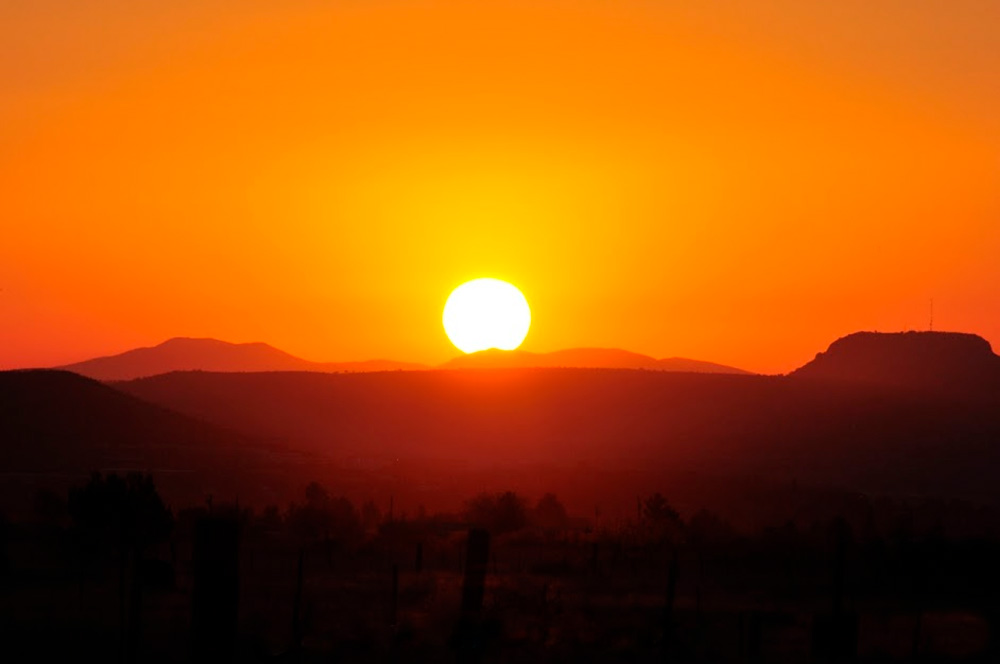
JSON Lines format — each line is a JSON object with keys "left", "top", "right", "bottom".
{"left": 1, "top": 1, "right": 998, "bottom": 372}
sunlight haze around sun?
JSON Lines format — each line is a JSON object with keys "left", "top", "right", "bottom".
{"left": 1, "top": 1, "right": 999, "bottom": 372}
{"left": 443, "top": 279, "right": 531, "bottom": 354}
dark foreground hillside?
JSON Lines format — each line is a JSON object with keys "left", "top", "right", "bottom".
{"left": 0, "top": 370, "right": 310, "bottom": 513}
{"left": 117, "top": 365, "right": 1000, "bottom": 510}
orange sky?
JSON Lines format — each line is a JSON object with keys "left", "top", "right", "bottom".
{"left": 2, "top": 0, "right": 998, "bottom": 374}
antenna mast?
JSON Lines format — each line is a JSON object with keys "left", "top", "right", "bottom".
{"left": 929, "top": 299, "right": 934, "bottom": 332}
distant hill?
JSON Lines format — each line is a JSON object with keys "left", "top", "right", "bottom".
{"left": 0, "top": 369, "right": 312, "bottom": 512}
{"left": 58, "top": 337, "right": 748, "bottom": 380}
{"left": 791, "top": 331, "right": 1000, "bottom": 392}
{"left": 58, "top": 337, "right": 428, "bottom": 381}
{"left": 439, "top": 347, "right": 751, "bottom": 374}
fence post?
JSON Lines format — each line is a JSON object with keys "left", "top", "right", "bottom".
{"left": 454, "top": 528, "right": 491, "bottom": 663}
{"left": 191, "top": 515, "right": 239, "bottom": 664}
{"left": 291, "top": 548, "right": 304, "bottom": 662}
{"left": 391, "top": 563, "right": 399, "bottom": 627}
{"left": 663, "top": 552, "right": 678, "bottom": 661}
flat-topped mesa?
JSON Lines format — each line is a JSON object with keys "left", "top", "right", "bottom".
{"left": 791, "top": 331, "right": 1000, "bottom": 391}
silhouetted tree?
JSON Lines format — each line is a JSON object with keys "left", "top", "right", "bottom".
{"left": 642, "top": 493, "right": 683, "bottom": 541}
{"left": 305, "top": 481, "right": 329, "bottom": 505}
{"left": 257, "top": 504, "right": 282, "bottom": 532}
{"left": 361, "top": 499, "right": 382, "bottom": 531}
{"left": 687, "top": 509, "right": 735, "bottom": 547}
{"left": 495, "top": 491, "right": 527, "bottom": 532}
{"left": 531, "top": 493, "right": 569, "bottom": 532}
{"left": 287, "top": 482, "right": 361, "bottom": 542}
{"left": 464, "top": 491, "right": 527, "bottom": 535}
{"left": 68, "top": 472, "right": 173, "bottom": 554}
{"left": 67, "top": 472, "right": 172, "bottom": 664}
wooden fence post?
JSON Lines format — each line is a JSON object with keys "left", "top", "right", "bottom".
{"left": 191, "top": 515, "right": 239, "bottom": 664}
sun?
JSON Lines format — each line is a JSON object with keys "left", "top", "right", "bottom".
{"left": 443, "top": 278, "right": 531, "bottom": 354}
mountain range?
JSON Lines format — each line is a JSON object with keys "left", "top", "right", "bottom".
{"left": 438, "top": 347, "right": 750, "bottom": 373}
{"left": 2, "top": 330, "right": 996, "bottom": 520}
{"left": 57, "top": 337, "right": 428, "bottom": 381}
{"left": 56, "top": 337, "right": 749, "bottom": 380}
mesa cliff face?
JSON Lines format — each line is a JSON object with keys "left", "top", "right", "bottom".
{"left": 791, "top": 331, "right": 1000, "bottom": 391}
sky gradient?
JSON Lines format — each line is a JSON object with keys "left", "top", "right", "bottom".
{"left": 2, "top": 0, "right": 998, "bottom": 373}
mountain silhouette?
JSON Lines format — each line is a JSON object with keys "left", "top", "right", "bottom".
{"left": 791, "top": 331, "right": 1000, "bottom": 392}
{"left": 58, "top": 337, "right": 748, "bottom": 380}
{"left": 116, "top": 360, "right": 1000, "bottom": 507}
{"left": 11, "top": 330, "right": 1000, "bottom": 518}
{"left": 0, "top": 369, "right": 312, "bottom": 511}
{"left": 439, "top": 347, "right": 751, "bottom": 373}
{"left": 57, "top": 337, "right": 428, "bottom": 381}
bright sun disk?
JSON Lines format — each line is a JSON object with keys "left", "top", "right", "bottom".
{"left": 443, "top": 278, "right": 531, "bottom": 353}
